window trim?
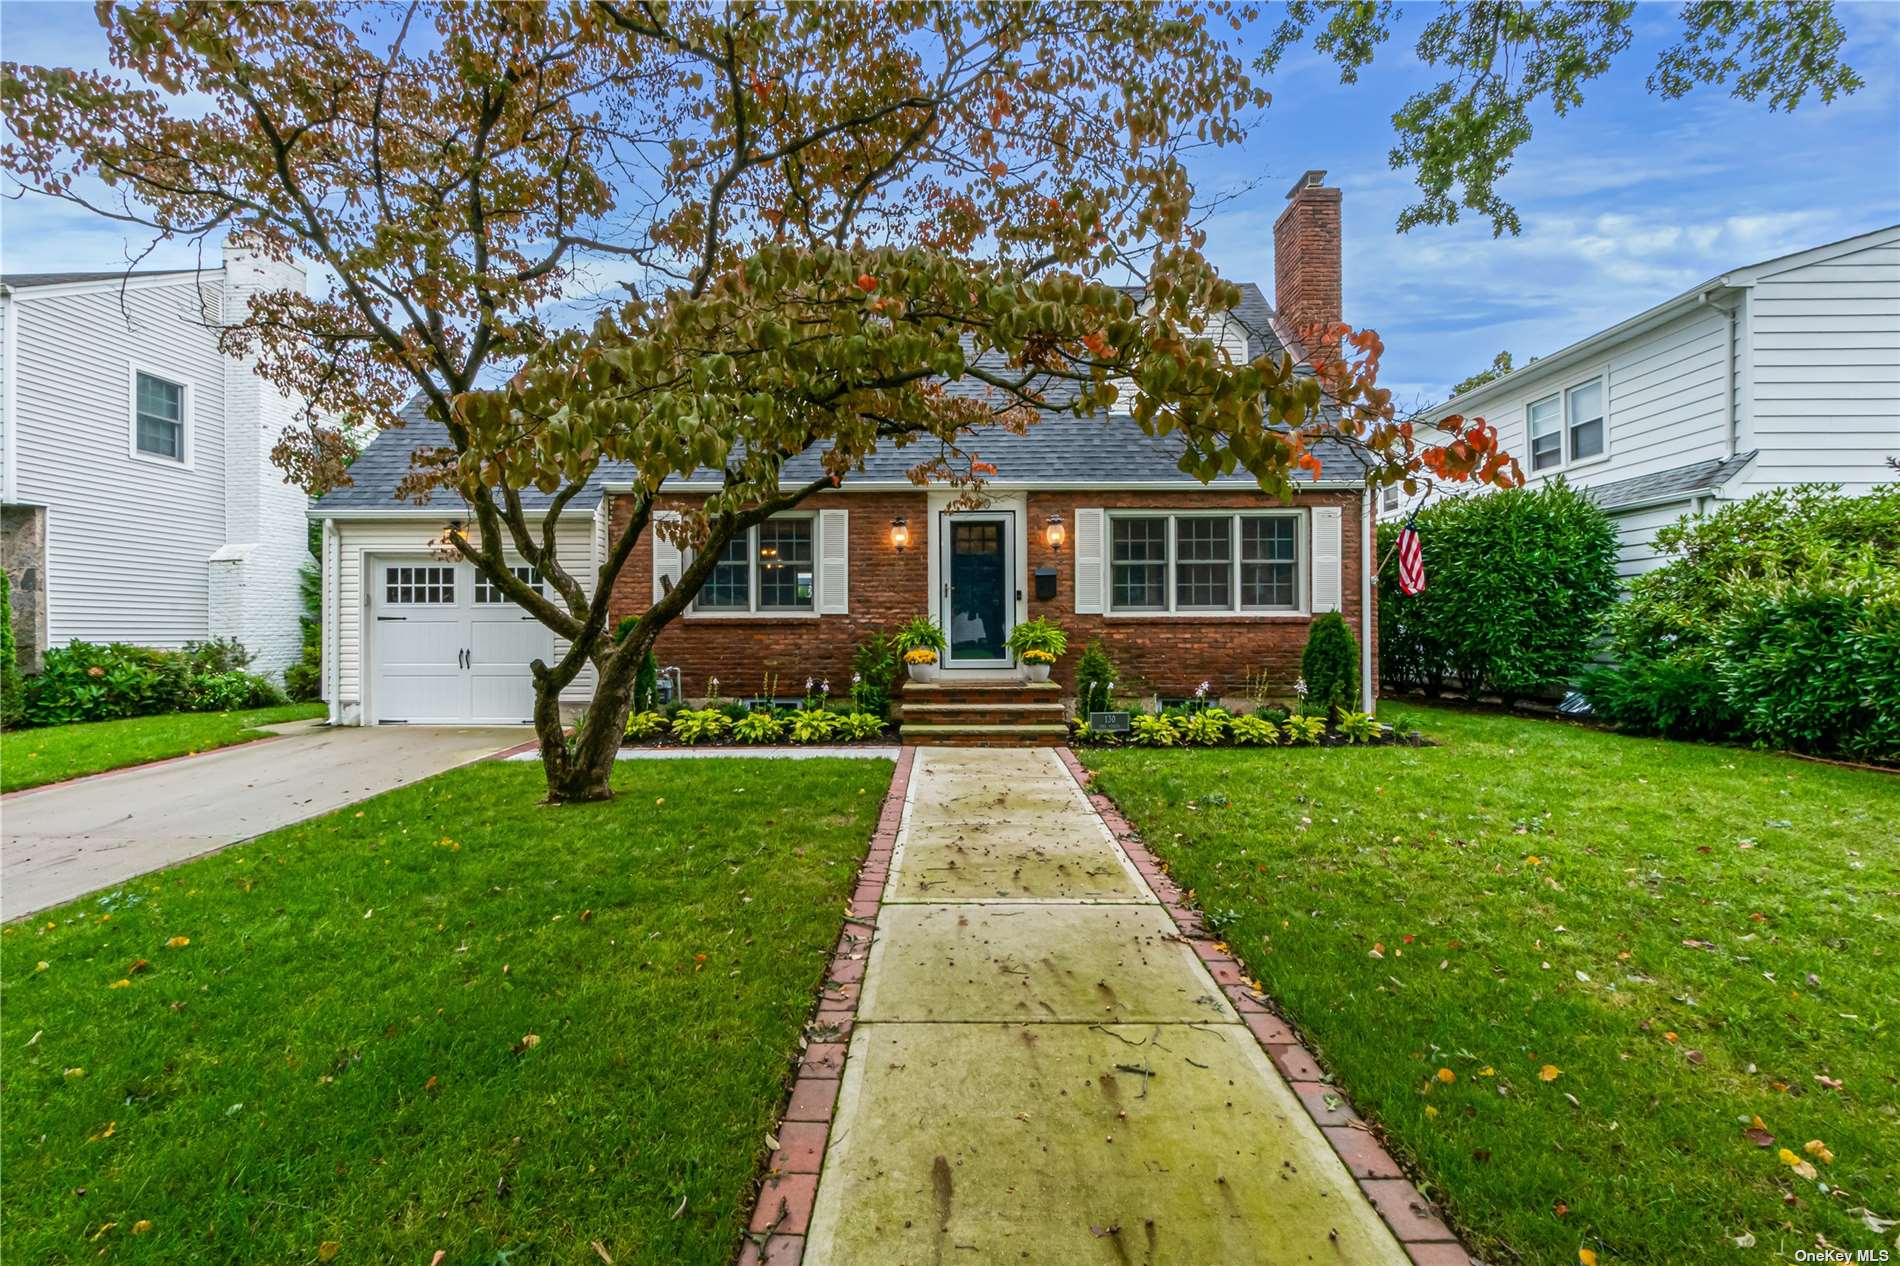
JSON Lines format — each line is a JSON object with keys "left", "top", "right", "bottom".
{"left": 127, "top": 364, "right": 194, "bottom": 469}
{"left": 1104, "top": 509, "right": 1307, "bottom": 619}
{"left": 685, "top": 512, "right": 821, "bottom": 619}
{"left": 1524, "top": 367, "right": 1611, "bottom": 476}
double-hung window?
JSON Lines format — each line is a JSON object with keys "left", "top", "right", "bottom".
{"left": 134, "top": 371, "right": 187, "bottom": 462}
{"left": 693, "top": 516, "right": 816, "bottom": 613}
{"left": 1108, "top": 513, "right": 1302, "bottom": 614}
{"left": 1527, "top": 374, "right": 1608, "bottom": 473}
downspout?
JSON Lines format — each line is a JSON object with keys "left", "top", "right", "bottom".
{"left": 1698, "top": 287, "right": 1741, "bottom": 460}
{"left": 1360, "top": 486, "right": 1375, "bottom": 712}
{"left": 2, "top": 286, "right": 18, "bottom": 504}
{"left": 322, "top": 517, "right": 340, "bottom": 724}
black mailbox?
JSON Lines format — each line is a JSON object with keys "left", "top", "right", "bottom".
{"left": 1033, "top": 567, "right": 1058, "bottom": 601}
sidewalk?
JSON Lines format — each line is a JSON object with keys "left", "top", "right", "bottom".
{"left": 789, "top": 746, "right": 1418, "bottom": 1265}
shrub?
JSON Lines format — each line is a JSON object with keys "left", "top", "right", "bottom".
{"left": 1128, "top": 713, "right": 1178, "bottom": 747}
{"left": 1282, "top": 714, "right": 1326, "bottom": 746}
{"left": 17, "top": 640, "right": 282, "bottom": 727}
{"left": 1179, "top": 708, "right": 1230, "bottom": 746}
{"left": 733, "top": 711, "right": 786, "bottom": 744}
{"left": 836, "top": 711, "right": 887, "bottom": 742}
{"left": 1300, "top": 613, "right": 1358, "bottom": 721}
{"left": 1229, "top": 714, "right": 1279, "bottom": 746}
{"left": 1005, "top": 616, "right": 1067, "bottom": 660}
{"left": 1584, "top": 485, "right": 1900, "bottom": 758}
{"left": 1074, "top": 642, "right": 1117, "bottom": 715}
{"left": 634, "top": 647, "right": 662, "bottom": 712}
{"left": 1, "top": 572, "right": 21, "bottom": 729}
{"left": 624, "top": 709, "right": 669, "bottom": 741}
{"left": 670, "top": 708, "right": 731, "bottom": 744}
{"left": 284, "top": 562, "right": 323, "bottom": 701}
{"left": 1378, "top": 480, "right": 1619, "bottom": 701}
{"left": 851, "top": 631, "right": 897, "bottom": 717}
{"left": 1336, "top": 710, "right": 1380, "bottom": 743}
{"left": 893, "top": 615, "right": 946, "bottom": 655}
{"left": 789, "top": 709, "right": 840, "bottom": 743}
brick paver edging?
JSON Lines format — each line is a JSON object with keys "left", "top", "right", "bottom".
{"left": 736, "top": 746, "right": 915, "bottom": 1266}
{"left": 1054, "top": 747, "right": 1481, "bottom": 1266}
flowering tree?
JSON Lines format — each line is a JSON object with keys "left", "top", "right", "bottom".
{"left": 6, "top": 2, "right": 1520, "bottom": 802}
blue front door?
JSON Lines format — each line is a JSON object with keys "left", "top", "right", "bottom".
{"left": 945, "top": 514, "right": 1012, "bottom": 666}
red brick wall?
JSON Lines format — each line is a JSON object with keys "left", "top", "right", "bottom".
{"left": 1274, "top": 171, "right": 1343, "bottom": 364}
{"left": 607, "top": 488, "right": 1376, "bottom": 705}
{"left": 1024, "top": 489, "right": 1371, "bottom": 703}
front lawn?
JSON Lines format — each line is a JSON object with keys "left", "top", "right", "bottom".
{"left": 1082, "top": 707, "right": 1900, "bottom": 1266}
{"left": 2, "top": 756, "right": 890, "bottom": 1265}
{"left": 0, "top": 703, "right": 327, "bottom": 793}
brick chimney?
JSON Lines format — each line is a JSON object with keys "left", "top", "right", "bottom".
{"left": 1273, "top": 169, "right": 1342, "bottom": 364}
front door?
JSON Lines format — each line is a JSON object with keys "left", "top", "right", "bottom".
{"left": 942, "top": 513, "right": 1014, "bottom": 668}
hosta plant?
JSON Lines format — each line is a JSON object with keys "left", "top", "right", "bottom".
{"left": 1336, "top": 710, "right": 1381, "bottom": 743}
{"left": 1229, "top": 714, "right": 1281, "bottom": 746}
{"left": 1179, "top": 708, "right": 1231, "bottom": 746}
{"left": 733, "top": 711, "right": 786, "bottom": 744}
{"left": 671, "top": 708, "right": 732, "bottom": 745}
{"left": 835, "top": 711, "right": 888, "bottom": 742}
{"left": 1129, "top": 714, "right": 1179, "bottom": 747}
{"left": 789, "top": 709, "right": 841, "bottom": 743}
{"left": 1282, "top": 715, "right": 1327, "bottom": 746}
{"left": 623, "top": 710, "right": 669, "bottom": 741}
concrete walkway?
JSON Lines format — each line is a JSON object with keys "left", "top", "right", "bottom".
{"left": 800, "top": 746, "right": 1412, "bottom": 1265}
{"left": 1, "top": 724, "right": 527, "bottom": 921}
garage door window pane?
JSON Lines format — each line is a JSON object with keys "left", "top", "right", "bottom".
{"left": 1111, "top": 518, "right": 1168, "bottom": 611}
{"left": 474, "top": 565, "right": 543, "bottom": 604}
{"left": 1174, "top": 517, "right": 1232, "bottom": 610}
{"left": 1240, "top": 517, "right": 1297, "bottom": 609}
{"left": 385, "top": 565, "right": 455, "bottom": 604}
{"left": 696, "top": 536, "right": 750, "bottom": 610}
{"left": 757, "top": 519, "right": 814, "bottom": 609}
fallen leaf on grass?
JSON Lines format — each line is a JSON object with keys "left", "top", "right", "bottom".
{"left": 108, "top": 979, "right": 131, "bottom": 990}
{"left": 1733, "top": 1231, "right": 1756, "bottom": 1248}
{"left": 1777, "top": 1148, "right": 1819, "bottom": 1181}
{"left": 165, "top": 937, "right": 189, "bottom": 948}
{"left": 1742, "top": 1116, "right": 1776, "bottom": 1148}
{"left": 1539, "top": 1065, "right": 1562, "bottom": 1082}
{"left": 131, "top": 1221, "right": 152, "bottom": 1234}
{"left": 592, "top": 1240, "right": 615, "bottom": 1264}
{"left": 1803, "top": 1139, "right": 1833, "bottom": 1164}
{"left": 1850, "top": 1208, "right": 1898, "bottom": 1234}
{"left": 1436, "top": 1068, "right": 1456, "bottom": 1084}
{"left": 87, "top": 1121, "right": 115, "bottom": 1142}
{"left": 1579, "top": 1250, "right": 1598, "bottom": 1265}
{"left": 318, "top": 1242, "right": 341, "bottom": 1261}
{"left": 1814, "top": 1074, "right": 1843, "bottom": 1091}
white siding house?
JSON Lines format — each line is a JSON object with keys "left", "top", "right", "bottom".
{"left": 1422, "top": 224, "right": 1900, "bottom": 576}
{"left": 0, "top": 240, "right": 314, "bottom": 676}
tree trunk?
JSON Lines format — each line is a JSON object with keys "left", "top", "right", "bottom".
{"left": 532, "top": 631, "right": 649, "bottom": 805}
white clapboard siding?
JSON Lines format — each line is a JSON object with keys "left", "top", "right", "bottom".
{"left": 1073, "top": 507, "right": 1105, "bottom": 613}
{"left": 817, "top": 508, "right": 849, "bottom": 613}
{"left": 651, "top": 511, "right": 683, "bottom": 603}
{"left": 1310, "top": 506, "right": 1343, "bottom": 613}
{"left": 328, "top": 514, "right": 599, "bottom": 722}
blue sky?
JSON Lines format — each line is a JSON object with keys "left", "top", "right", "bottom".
{"left": 4, "top": 2, "right": 1897, "bottom": 407}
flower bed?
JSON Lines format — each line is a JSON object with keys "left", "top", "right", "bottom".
{"left": 1071, "top": 705, "right": 1431, "bottom": 749}
{"left": 624, "top": 701, "right": 894, "bottom": 748}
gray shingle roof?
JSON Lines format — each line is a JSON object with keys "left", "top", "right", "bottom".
{"left": 1585, "top": 451, "right": 1758, "bottom": 512}
{"left": 1, "top": 269, "right": 200, "bottom": 289}
{"left": 316, "top": 282, "right": 1370, "bottom": 513}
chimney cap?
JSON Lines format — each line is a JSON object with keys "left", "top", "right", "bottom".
{"left": 1285, "top": 170, "right": 1330, "bottom": 200}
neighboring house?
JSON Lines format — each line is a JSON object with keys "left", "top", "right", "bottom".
{"left": 1421, "top": 224, "right": 1900, "bottom": 577}
{"left": 311, "top": 173, "right": 1383, "bottom": 731}
{"left": 0, "top": 239, "right": 314, "bottom": 677}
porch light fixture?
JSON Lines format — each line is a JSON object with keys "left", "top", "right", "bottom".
{"left": 890, "top": 516, "right": 910, "bottom": 552}
{"left": 1045, "top": 512, "right": 1066, "bottom": 553}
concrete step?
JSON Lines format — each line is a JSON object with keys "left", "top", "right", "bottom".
{"left": 898, "top": 701, "right": 1069, "bottom": 727}
{"left": 899, "top": 722, "right": 1070, "bottom": 747}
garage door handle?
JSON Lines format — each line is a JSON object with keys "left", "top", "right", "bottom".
{"left": 376, "top": 616, "right": 406, "bottom": 622}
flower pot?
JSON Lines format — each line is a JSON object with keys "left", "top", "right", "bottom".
{"left": 907, "top": 661, "right": 939, "bottom": 683}
{"left": 1021, "top": 662, "right": 1052, "bottom": 683}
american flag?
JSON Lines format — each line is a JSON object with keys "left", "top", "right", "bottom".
{"left": 1397, "top": 516, "right": 1426, "bottom": 595}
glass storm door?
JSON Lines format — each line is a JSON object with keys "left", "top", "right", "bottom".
{"left": 944, "top": 514, "right": 1013, "bottom": 667}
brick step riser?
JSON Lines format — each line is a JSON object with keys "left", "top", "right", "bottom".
{"left": 899, "top": 707, "right": 1068, "bottom": 726}
{"left": 897, "top": 687, "right": 1061, "bottom": 705}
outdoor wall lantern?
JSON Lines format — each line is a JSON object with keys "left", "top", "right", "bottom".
{"left": 1045, "top": 512, "right": 1066, "bottom": 553}
{"left": 890, "top": 516, "right": 910, "bottom": 552}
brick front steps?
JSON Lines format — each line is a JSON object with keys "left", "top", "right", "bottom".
{"left": 895, "top": 678, "right": 1066, "bottom": 746}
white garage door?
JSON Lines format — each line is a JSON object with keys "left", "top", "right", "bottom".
{"left": 371, "top": 559, "right": 554, "bottom": 724}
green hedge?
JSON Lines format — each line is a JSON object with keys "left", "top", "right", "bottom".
{"left": 1377, "top": 481, "right": 1620, "bottom": 702}
{"left": 12, "top": 639, "right": 285, "bottom": 729}
{"left": 1582, "top": 485, "right": 1900, "bottom": 759}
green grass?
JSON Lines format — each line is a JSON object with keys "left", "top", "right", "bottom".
{"left": 1082, "top": 707, "right": 1900, "bottom": 1266}
{"left": 1, "top": 704, "right": 327, "bottom": 792}
{"left": 1, "top": 756, "right": 891, "bottom": 1265}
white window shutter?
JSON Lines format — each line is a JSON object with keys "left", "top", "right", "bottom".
{"left": 1074, "top": 508, "right": 1105, "bottom": 614}
{"left": 651, "top": 511, "right": 682, "bottom": 605}
{"left": 1311, "top": 505, "right": 1343, "bottom": 613}
{"left": 817, "top": 508, "right": 849, "bottom": 614}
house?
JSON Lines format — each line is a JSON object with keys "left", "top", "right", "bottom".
{"left": 0, "top": 239, "right": 314, "bottom": 677}
{"left": 1420, "top": 224, "right": 1900, "bottom": 577}
{"left": 310, "top": 173, "right": 1382, "bottom": 733}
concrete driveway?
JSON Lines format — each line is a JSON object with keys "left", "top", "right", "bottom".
{"left": 1, "top": 724, "right": 529, "bottom": 921}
